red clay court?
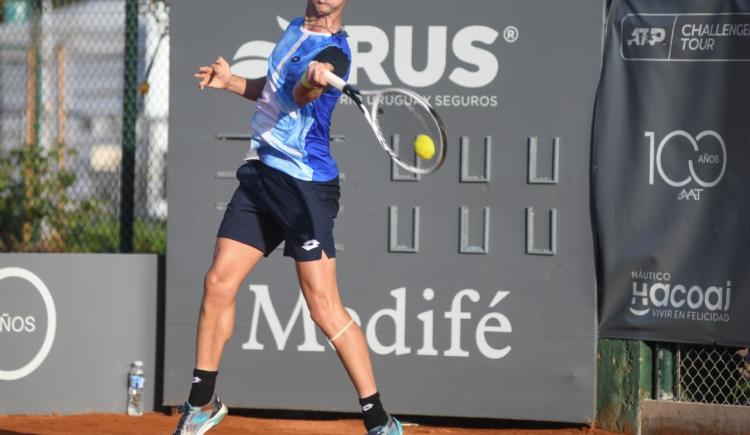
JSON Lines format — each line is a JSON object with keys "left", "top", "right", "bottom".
{"left": 0, "top": 414, "right": 623, "bottom": 435}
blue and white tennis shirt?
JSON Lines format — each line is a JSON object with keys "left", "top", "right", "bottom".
{"left": 246, "top": 17, "right": 351, "bottom": 182}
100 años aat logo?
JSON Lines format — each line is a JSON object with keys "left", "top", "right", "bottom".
{"left": 629, "top": 270, "right": 732, "bottom": 322}
{"left": 0, "top": 268, "right": 57, "bottom": 381}
{"left": 645, "top": 130, "right": 727, "bottom": 201}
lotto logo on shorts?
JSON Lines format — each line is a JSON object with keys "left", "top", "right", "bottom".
{"left": 301, "top": 240, "right": 320, "bottom": 251}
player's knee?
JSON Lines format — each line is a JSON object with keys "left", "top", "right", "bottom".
{"left": 308, "top": 298, "right": 347, "bottom": 337}
{"left": 308, "top": 299, "right": 333, "bottom": 328}
{"left": 203, "top": 269, "right": 234, "bottom": 305}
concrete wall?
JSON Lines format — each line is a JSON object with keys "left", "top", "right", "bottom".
{"left": 0, "top": 254, "right": 160, "bottom": 415}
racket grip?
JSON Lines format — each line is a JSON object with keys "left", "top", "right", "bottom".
{"left": 324, "top": 70, "right": 347, "bottom": 91}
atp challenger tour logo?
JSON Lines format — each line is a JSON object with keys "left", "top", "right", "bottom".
{"left": 621, "top": 13, "right": 750, "bottom": 61}
{"left": 627, "top": 27, "right": 666, "bottom": 47}
{"left": 629, "top": 270, "right": 732, "bottom": 323}
{"left": 242, "top": 285, "right": 512, "bottom": 360}
{"left": 645, "top": 130, "right": 727, "bottom": 201}
{"left": 0, "top": 267, "right": 57, "bottom": 381}
{"left": 232, "top": 16, "right": 502, "bottom": 108}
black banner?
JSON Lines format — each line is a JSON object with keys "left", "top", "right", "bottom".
{"left": 594, "top": 0, "right": 750, "bottom": 345}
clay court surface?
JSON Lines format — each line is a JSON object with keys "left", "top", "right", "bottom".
{"left": 0, "top": 414, "right": 623, "bottom": 435}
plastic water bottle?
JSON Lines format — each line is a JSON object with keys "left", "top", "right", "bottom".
{"left": 127, "top": 361, "right": 145, "bottom": 416}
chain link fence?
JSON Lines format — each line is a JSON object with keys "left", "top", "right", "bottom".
{"left": 0, "top": 0, "right": 168, "bottom": 253}
{"left": 676, "top": 345, "right": 750, "bottom": 407}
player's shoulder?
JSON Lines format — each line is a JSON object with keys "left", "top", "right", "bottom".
{"left": 315, "top": 45, "right": 350, "bottom": 65}
{"left": 287, "top": 16, "right": 305, "bottom": 30}
{"left": 327, "top": 29, "right": 351, "bottom": 58}
{"left": 278, "top": 17, "right": 305, "bottom": 38}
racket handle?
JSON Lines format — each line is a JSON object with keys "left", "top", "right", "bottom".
{"left": 324, "top": 70, "right": 347, "bottom": 91}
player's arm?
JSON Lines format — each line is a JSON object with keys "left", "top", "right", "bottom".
{"left": 293, "top": 61, "right": 333, "bottom": 105}
{"left": 194, "top": 56, "right": 266, "bottom": 101}
{"left": 293, "top": 46, "right": 350, "bottom": 106}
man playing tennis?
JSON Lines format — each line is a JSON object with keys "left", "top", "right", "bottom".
{"left": 172, "top": 1, "right": 403, "bottom": 434}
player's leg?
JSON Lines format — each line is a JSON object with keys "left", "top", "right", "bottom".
{"left": 296, "top": 255, "right": 402, "bottom": 435}
{"left": 173, "top": 238, "right": 262, "bottom": 435}
{"left": 295, "top": 254, "right": 377, "bottom": 396}
{"left": 173, "top": 239, "right": 261, "bottom": 435}
{"left": 260, "top": 162, "right": 403, "bottom": 434}
{"left": 192, "top": 162, "right": 280, "bottom": 404}
{"left": 194, "top": 238, "right": 264, "bottom": 379}
{"left": 174, "top": 162, "right": 283, "bottom": 435}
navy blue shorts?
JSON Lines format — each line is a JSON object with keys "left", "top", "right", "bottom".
{"left": 217, "top": 161, "right": 340, "bottom": 261}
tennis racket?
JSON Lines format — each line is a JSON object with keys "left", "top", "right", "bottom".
{"left": 324, "top": 70, "right": 446, "bottom": 175}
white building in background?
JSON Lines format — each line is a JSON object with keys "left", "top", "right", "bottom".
{"left": 0, "top": 0, "right": 169, "bottom": 220}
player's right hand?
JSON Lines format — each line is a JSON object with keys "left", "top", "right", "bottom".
{"left": 194, "top": 56, "right": 232, "bottom": 90}
{"left": 304, "top": 60, "right": 335, "bottom": 88}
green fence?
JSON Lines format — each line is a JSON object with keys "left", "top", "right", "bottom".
{"left": 0, "top": 0, "right": 169, "bottom": 253}
{"left": 597, "top": 340, "right": 749, "bottom": 433}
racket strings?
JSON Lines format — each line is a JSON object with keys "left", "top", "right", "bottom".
{"left": 370, "top": 91, "right": 444, "bottom": 171}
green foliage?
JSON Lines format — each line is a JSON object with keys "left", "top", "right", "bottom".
{"left": 63, "top": 217, "right": 166, "bottom": 254}
{"left": 0, "top": 142, "right": 77, "bottom": 251}
{"left": 732, "top": 365, "right": 750, "bottom": 405}
{"left": 0, "top": 143, "right": 166, "bottom": 254}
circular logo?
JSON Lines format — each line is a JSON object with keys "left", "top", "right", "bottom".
{"left": 503, "top": 26, "right": 519, "bottom": 43}
{"left": 0, "top": 267, "right": 57, "bottom": 381}
{"left": 653, "top": 130, "right": 727, "bottom": 188}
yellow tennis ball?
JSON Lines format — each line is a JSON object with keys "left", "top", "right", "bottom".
{"left": 414, "top": 134, "right": 435, "bottom": 160}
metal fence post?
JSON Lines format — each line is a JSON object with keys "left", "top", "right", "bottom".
{"left": 119, "top": 0, "right": 138, "bottom": 253}
{"left": 597, "top": 338, "right": 653, "bottom": 433}
{"left": 655, "top": 343, "right": 675, "bottom": 401}
{"left": 22, "top": 0, "right": 43, "bottom": 246}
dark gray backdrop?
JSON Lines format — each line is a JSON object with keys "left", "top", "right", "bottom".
{"left": 595, "top": 0, "right": 750, "bottom": 346}
{"left": 0, "top": 254, "right": 158, "bottom": 414}
{"left": 167, "top": 0, "right": 604, "bottom": 422}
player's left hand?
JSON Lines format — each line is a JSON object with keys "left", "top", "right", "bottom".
{"left": 194, "top": 56, "right": 233, "bottom": 90}
{"left": 304, "top": 61, "right": 335, "bottom": 88}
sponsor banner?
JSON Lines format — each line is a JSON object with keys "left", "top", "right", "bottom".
{"left": 167, "top": 0, "right": 603, "bottom": 422}
{"left": 0, "top": 254, "right": 158, "bottom": 414}
{"left": 621, "top": 12, "right": 750, "bottom": 61}
{"left": 595, "top": 0, "right": 750, "bottom": 345}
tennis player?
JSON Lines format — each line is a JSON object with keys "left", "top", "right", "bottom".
{"left": 172, "top": 1, "right": 403, "bottom": 434}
